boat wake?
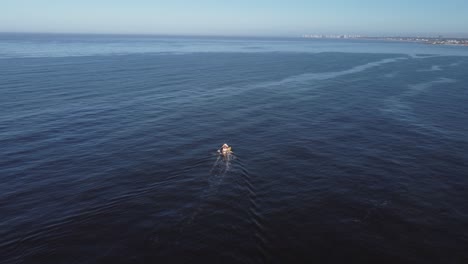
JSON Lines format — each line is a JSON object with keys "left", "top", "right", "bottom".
{"left": 181, "top": 152, "right": 236, "bottom": 228}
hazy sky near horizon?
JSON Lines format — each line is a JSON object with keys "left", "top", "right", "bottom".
{"left": 1, "top": 0, "right": 467, "bottom": 36}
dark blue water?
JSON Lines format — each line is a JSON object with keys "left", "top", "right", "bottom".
{"left": 1, "top": 34, "right": 468, "bottom": 263}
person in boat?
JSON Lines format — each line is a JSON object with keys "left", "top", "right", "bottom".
{"left": 219, "top": 143, "right": 232, "bottom": 155}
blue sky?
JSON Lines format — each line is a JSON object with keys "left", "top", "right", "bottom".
{"left": 1, "top": 0, "right": 467, "bottom": 37}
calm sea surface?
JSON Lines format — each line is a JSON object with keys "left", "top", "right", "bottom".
{"left": 1, "top": 33, "right": 468, "bottom": 263}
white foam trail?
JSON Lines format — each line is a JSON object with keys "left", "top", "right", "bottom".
{"left": 406, "top": 78, "right": 456, "bottom": 97}
{"left": 191, "top": 56, "right": 409, "bottom": 102}
{"left": 251, "top": 57, "right": 408, "bottom": 89}
{"left": 408, "top": 54, "right": 440, "bottom": 59}
{"left": 382, "top": 78, "right": 457, "bottom": 137}
{"left": 418, "top": 65, "right": 442, "bottom": 72}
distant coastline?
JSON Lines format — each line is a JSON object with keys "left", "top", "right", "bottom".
{"left": 301, "top": 34, "right": 468, "bottom": 47}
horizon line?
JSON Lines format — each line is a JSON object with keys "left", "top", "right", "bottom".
{"left": 1, "top": 31, "right": 467, "bottom": 39}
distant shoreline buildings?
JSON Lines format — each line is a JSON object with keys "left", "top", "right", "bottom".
{"left": 301, "top": 34, "right": 468, "bottom": 46}
{"left": 302, "top": 34, "right": 363, "bottom": 39}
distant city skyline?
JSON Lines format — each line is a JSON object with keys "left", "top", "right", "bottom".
{"left": 1, "top": 0, "right": 468, "bottom": 37}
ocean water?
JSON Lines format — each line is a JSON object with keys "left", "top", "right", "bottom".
{"left": 1, "top": 33, "right": 468, "bottom": 264}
